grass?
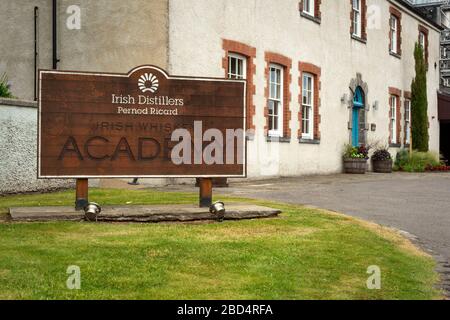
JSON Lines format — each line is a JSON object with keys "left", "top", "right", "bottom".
{"left": 0, "top": 188, "right": 442, "bottom": 300}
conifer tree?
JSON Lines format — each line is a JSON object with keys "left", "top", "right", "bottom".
{"left": 411, "top": 43, "right": 429, "bottom": 152}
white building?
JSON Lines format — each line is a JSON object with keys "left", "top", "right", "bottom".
{"left": 0, "top": 0, "right": 442, "bottom": 185}
{"left": 168, "top": 0, "right": 441, "bottom": 177}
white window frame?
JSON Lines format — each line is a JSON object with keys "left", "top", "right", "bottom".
{"left": 303, "top": 0, "right": 315, "bottom": 17}
{"left": 390, "top": 95, "right": 397, "bottom": 144}
{"left": 419, "top": 32, "right": 426, "bottom": 50}
{"left": 405, "top": 99, "right": 411, "bottom": 145}
{"left": 419, "top": 31, "right": 427, "bottom": 60}
{"left": 228, "top": 53, "right": 247, "bottom": 80}
{"left": 302, "top": 73, "right": 314, "bottom": 140}
{"left": 442, "top": 78, "right": 450, "bottom": 88}
{"left": 268, "top": 64, "right": 284, "bottom": 137}
{"left": 390, "top": 15, "right": 398, "bottom": 54}
{"left": 444, "top": 78, "right": 450, "bottom": 87}
{"left": 352, "top": 0, "right": 362, "bottom": 38}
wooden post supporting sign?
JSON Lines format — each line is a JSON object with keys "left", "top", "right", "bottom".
{"left": 199, "top": 178, "right": 213, "bottom": 208}
{"left": 75, "top": 179, "right": 89, "bottom": 210}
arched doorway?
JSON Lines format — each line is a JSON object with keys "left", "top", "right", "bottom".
{"left": 352, "top": 86, "right": 365, "bottom": 147}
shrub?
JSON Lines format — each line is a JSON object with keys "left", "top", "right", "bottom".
{"left": 0, "top": 73, "right": 14, "bottom": 98}
{"left": 394, "top": 149, "right": 410, "bottom": 167}
{"left": 394, "top": 150, "right": 440, "bottom": 172}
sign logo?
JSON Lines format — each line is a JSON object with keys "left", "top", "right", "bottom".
{"left": 138, "top": 73, "right": 159, "bottom": 93}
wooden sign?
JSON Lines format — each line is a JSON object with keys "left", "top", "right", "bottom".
{"left": 38, "top": 65, "right": 246, "bottom": 178}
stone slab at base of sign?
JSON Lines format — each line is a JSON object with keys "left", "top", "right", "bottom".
{"left": 8, "top": 204, "right": 281, "bottom": 223}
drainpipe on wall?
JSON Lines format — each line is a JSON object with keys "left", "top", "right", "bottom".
{"left": 34, "top": 6, "right": 39, "bottom": 101}
{"left": 52, "top": 0, "right": 59, "bottom": 69}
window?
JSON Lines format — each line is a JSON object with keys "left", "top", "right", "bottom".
{"left": 418, "top": 26, "right": 429, "bottom": 66}
{"left": 419, "top": 32, "right": 425, "bottom": 51}
{"left": 223, "top": 39, "right": 257, "bottom": 130}
{"left": 444, "top": 78, "right": 450, "bottom": 87}
{"left": 300, "top": 0, "right": 321, "bottom": 23}
{"left": 265, "top": 52, "right": 292, "bottom": 139}
{"left": 352, "top": 0, "right": 362, "bottom": 37}
{"left": 405, "top": 99, "right": 411, "bottom": 145}
{"left": 302, "top": 73, "right": 314, "bottom": 139}
{"left": 303, "top": 0, "right": 315, "bottom": 16}
{"left": 299, "top": 62, "right": 321, "bottom": 141}
{"left": 228, "top": 53, "right": 247, "bottom": 80}
{"left": 390, "top": 95, "right": 398, "bottom": 144}
{"left": 350, "top": 0, "right": 367, "bottom": 41}
{"left": 389, "top": 7, "right": 402, "bottom": 56}
{"left": 390, "top": 15, "right": 398, "bottom": 54}
{"left": 268, "top": 64, "right": 283, "bottom": 137}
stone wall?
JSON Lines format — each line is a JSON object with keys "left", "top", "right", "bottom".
{"left": 0, "top": 98, "right": 74, "bottom": 194}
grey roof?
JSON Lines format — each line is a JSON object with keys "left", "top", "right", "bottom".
{"left": 397, "top": 0, "right": 445, "bottom": 29}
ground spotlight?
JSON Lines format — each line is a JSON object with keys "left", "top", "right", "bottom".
{"left": 84, "top": 202, "right": 101, "bottom": 221}
{"left": 209, "top": 201, "right": 225, "bottom": 222}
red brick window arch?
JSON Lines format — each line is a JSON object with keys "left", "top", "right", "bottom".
{"left": 389, "top": 87, "right": 402, "bottom": 145}
{"left": 299, "top": 0, "right": 321, "bottom": 23}
{"left": 389, "top": 7, "right": 402, "bottom": 57}
{"left": 404, "top": 91, "right": 412, "bottom": 146}
{"left": 299, "top": 62, "right": 321, "bottom": 141}
{"left": 418, "top": 25, "right": 429, "bottom": 67}
{"left": 350, "top": 0, "right": 367, "bottom": 41}
{"left": 264, "top": 52, "right": 292, "bottom": 139}
{"left": 222, "top": 39, "right": 256, "bottom": 131}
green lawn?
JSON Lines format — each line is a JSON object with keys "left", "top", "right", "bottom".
{"left": 0, "top": 188, "right": 442, "bottom": 300}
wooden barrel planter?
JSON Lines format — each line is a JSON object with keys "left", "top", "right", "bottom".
{"left": 372, "top": 159, "right": 393, "bottom": 173}
{"left": 343, "top": 158, "right": 368, "bottom": 174}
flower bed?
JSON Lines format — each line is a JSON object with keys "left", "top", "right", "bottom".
{"left": 425, "top": 164, "right": 450, "bottom": 172}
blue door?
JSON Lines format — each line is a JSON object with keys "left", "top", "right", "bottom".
{"left": 352, "top": 87, "right": 364, "bottom": 147}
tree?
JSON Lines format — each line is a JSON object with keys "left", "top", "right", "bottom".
{"left": 411, "top": 43, "right": 429, "bottom": 152}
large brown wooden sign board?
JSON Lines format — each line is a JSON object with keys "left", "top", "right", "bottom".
{"left": 38, "top": 65, "right": 246, "bottom": 178}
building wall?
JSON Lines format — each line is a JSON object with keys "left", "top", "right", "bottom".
{"left": 0, "top": 0, "right": 441, "bottom": 181}
{"left": 168, "top": 0, "right": 441, "bottom": 177}
{"left": 1, "top": 0, "right": 169, "bottom": 101}
{"left": 0, "top": 99, "right": 75, "bottom": 194}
